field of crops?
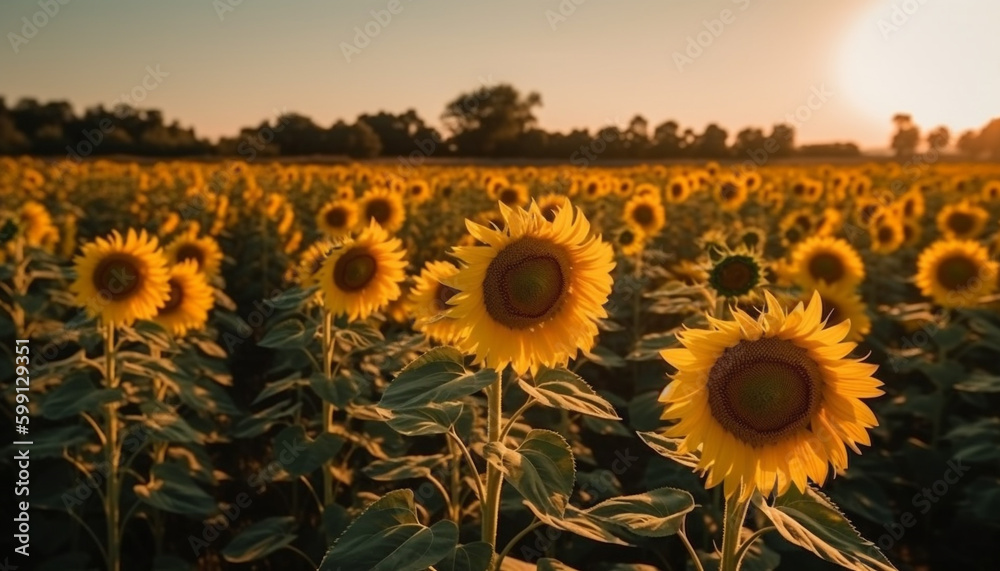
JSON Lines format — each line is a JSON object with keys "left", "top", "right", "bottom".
{"left": 3, "top": 157, "right": 1000, "bottom": 571}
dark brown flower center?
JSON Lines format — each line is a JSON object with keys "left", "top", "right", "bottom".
{"left": 936, "top": 255, "right": 979, "bottom": 291}
{"left": 325, "top": 207, "right": 349, "bottom": 228}
{"left": 946, "top": 212, "right": 975, "bottom": 236}
{"left": 707, "top": 337, "right": 824, "bottom": 447}
{"left": 720, "top": 183, "right": 739, "bottom": 201}
{"left": 92, "top": 254, "right": 143, "bottom": 301}
{"left": 710, "top": 256, "right": 760, "bottom": 297}
{"left": 334, "top": 247, "right": 378, "bottom": 292}
{"left": 482, "top": 237, "right": 571, "bottom": 329}
{"left": 631, "top": 204, "right": 655, "bottom": 226}
{"left": 808, "top": 252, "right": 846, "bottom": 283}
{"left": 175, "top": 244, "right": 205, "bottom": 268}
{"left": 877, "top": 225, "right": 896, "bottom": 244}
{"left": 160, "top": 278, "right": 185, "bottom": 314}
{"left": 499, "top": 188, "right": 520, "bottom": 205}
{"left": 365, "top": 198, "right": 392, "bottom": 225}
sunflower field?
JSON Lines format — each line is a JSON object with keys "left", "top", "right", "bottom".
{"left": 2, "top": 156, "right": 1000, "bottom": 571}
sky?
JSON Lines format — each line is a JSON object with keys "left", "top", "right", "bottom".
{"left": 2, "top": 0, "right": 999, "bottom": 149}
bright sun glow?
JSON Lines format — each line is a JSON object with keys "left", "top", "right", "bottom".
{"left": 838, "top": 0, "right": 1000, "bottom": 134}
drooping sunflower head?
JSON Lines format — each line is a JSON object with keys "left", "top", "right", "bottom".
{"left": 316, "top": 199, "right": 359, "bottom": 238}
{"left": 164, "top": 230, "right": 224, "bottom": 280}
{"left": 936, "top": 202, "right": 988, "bottom": 240}
{"left": 707, "top": 247, "right": 767, "bottom": 300}
{"left": 409, "top": 260, "right": 466, "bottom": 345}
{"left": 153, "top": 261, "right": 215, "bottom": 336}
{"left": 359, "top": 187, "right": 406, "bottom": 233}
{"left": 659, "top": 291, "right": 882, "bottom": 500}
{"left": 71, "top": 229, "right": 171, "bottom": 327}
{"left": 623, "top": 194, "right": 666, "bottom": 236}
{"left": 316, "top": 221, "right": 408, "bottom": 320}
{"left": 447, "top": 201, "right": 615, "bottom": 374}
{"left": 790, "top": 236, "right": 866, "bottom": 290}
{"left": 915, "top": 239, "right": 998, "bottom": 308}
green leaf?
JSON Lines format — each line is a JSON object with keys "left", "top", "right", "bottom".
{"left": 41, "top": 374, "right": 121, "bottom": 420}
{"left": 435, "top": 542, "right": 494, "bottom": 571}
{"left": 272, "top": 425, "right": 345, "bottom": 477}
{"left": 134, "top": 463, "right": 216, "bottom": 517}
{"left": 385, "top": 402, "right": 465, "bottom": 436}
{"left": 519, "top": 368, "right": 620, "bottom": 420}
{"left": 523, "top": 503, "right": 630, "bottom": 546}
{"left": 252, "top": 374, "right": 309, "bottom": 405}
{"left": 270, "top": 286, "right": 317, "bottom": 310}
{"left": 954, "top": 372, "right": 1000, "bottom": 393}
{"left": 140, "top": 401, "right": 202, "bottom": 443}
{"left": 320, "top": 489, "right": 459, "bottom": 571}
{"left": 627, "top": 332, "right": 678, "bottom": 361}
{"left": 586, "top": 487, "right": 695, "bottom": 537}
{"left": 380, "top": 348, "right": 496, "bottom": 411}
{"left": 753, "top": 486, "right": 896, "bottom": 571}
{"left": 258, "top": 318, "right": 313, "bottom": 349}
{"left": 637, "top": 431, "right": 701, "bottom": 469}
{"left": 483, "top": 429, "right": 575, "bottom": 517}
{"left": 222, "top": 516, "right": 297, "bottom": 563}
{"left": 310, "top": 371, "right": 361, "bottom": 408}
{"left": 232, "top": 399, "right": 300, "bottom": 438}
{"left": 363, "top": 455, "right": 448, "bottom": 482}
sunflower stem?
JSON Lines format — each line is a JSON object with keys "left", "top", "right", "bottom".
{"left": 719, "top": 491, "right": 750, "bottom": 571}
{"left": 321, "top": 309, "right": 335, "bottom": 511}
{"left": 482, "top": 370, "right": 504, "bottom": 559}
{"left": 102, "top": 321, "right": 122, "bottom": 571}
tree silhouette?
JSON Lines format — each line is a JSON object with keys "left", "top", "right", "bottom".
{"left": 441, "top": 84, "right": 541, "bottom": 156}
{"left": 891, "top": 113, "right": 920, "bottom": 158}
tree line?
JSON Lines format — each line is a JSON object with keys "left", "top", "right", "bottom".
{"left": 1, "top": 84, "right": 997, "bottom": 161}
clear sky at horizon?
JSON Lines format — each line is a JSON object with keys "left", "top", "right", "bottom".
{"left": 2, "top": 0, "right": 998, "bottom": 148}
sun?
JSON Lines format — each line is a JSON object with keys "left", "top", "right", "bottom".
{"left": 837, "top": 0, "right": 1000, "bottom": 135}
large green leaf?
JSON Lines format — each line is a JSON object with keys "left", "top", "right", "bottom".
{"left": 483, "top": 429, "right": 575, "bottom": 517}
{"left": 310, "top": 371, "right": 361, "bottom": 408}
{"left": 272, "top": 425, "right": 345, "bottom": 478}
{"left": 380, "top": 347, "right": 497, "bottom": 411}
{"left": 385, "top": 402, "right": 466, "bottom": 436}
{"left": 222, "top": 516, "right": 297, "bottom": 563}
{"left": 524, "top": 503, "right": 630, "bottom": 546}
{"left": 320, "top": 489, "right": 458, "bottom": 571}
{"left": 753, "top": 487, "right": 896, "bottom": 571}
{"left": 363, "top": 455, "right": 448, "bottom": 481}
{"left": 435, "top": 541, "right": 494, "bottom": 571}
{"left": 134, "top": 463, "right": 216, "bottom": 517}
{"left": 586, "top": 487, "right": 695, "bottom": 537}
{"left": 41, "top": 374, "right": 121, "bottom": 420}
{"left": 258, "top": 318, "right": 313, "bottom": 349}
{"left": 519, "top": 368, "right": 620, "bottom": 420}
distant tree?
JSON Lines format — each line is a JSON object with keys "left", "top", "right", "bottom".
{"left": 690, "top": 124, "right": 729, "bottom": 158}
{"left": 956, "top": 129, "right": 981, "bottom": 158}
{"left": 441, "top": 84, "right": 541, "bottom": 156}
{"left": 357, "top": 110, "right": 439, "bottom": 156}
{"left": 769, "top": 124, "right": 796, "bottom": 157}
{"left": 891, "top": 113, "right": 920, "bottom": 159}
{"left": 651, "top": 120, "right": 683, "bottom": 158}
{"left": 623, "top": 115, "right": 650, "bottom": 157}
{"left": 927, "top": 125, "right": 950, "bottom": 150}
{"left": 732, "top": 128, "right": 766, "bottom": 158}
{"left": 347, "top": 120, "right": 382, "bottom": 158}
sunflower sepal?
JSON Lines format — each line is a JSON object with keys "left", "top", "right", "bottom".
{"left": 752, "top": 485, "right": 897, "bottom": 571}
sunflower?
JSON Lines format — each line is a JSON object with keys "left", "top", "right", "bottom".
{"left": 359, "top": 187, "right": 406, "bottom": 233}
{"left": 409, "top": 260, "right": 466, "bottom": 344}
{"left": 316, "top": 221, "right": 407, "bottom": 320}
{"left": 981, "top": 180, "right": 1000, "bottom": 203}
{"left": 493, "top": 183, "right": 530, "bottom": 208}
{"left": 623, "top": 194, "right": 666, "bottom": 236}
{"left": 615, "top": 227, "right": 647, "bottom": 257}
{"left": 790, "top": 236, "right": 866, "bottom": 290}
{"left": 18, "top": 201, "right": 59, "bottom": 249}
{"left": 802, "top": 282, "right": 871, "bottom": 342}
{"left": 706, "top": 247, "right": 767, "bottom": 301}
{"left": 290, "top": 240, "right": 336, "bottom": 288}
{"left": 153, "top": 261, "right": 215, "bottom": 336}
{"left": 658, "top": 291, "right": 882, "bottom": 500}
{"left": 316, "top": 199, "right": 359, "bottom": 238}
{"left": 915, "top": 239, "right": 998, "bottom": 308}
{"left": 406, "top": 179, "right": 433, "bottom": 205}
{"left": 936, "top": 202, "right": 988, "bottom": 240}
{"left": 715, "top": 177, "right": 748, "bottom": 211}
{"left": 71, "top": 229, "right": 171, "bottom": 327}
{"left": 536, "top": 193, "right": 570, "bottom": 222}
{"left": 730, "top": 225, "right": 767, "bottom": 252}
{"left": 698, "top": 228, "right": 729, "bottom": 260}
{"left": 665, "top": 177, "right": 691, "bottom": 203}
{"left": 447, "top": 202, "right": 615, "bottom": 374}
{"left": 898, "top": 187, "right": 926, "bottom": 219}
{"left": 869, "top": 216, "right": 905, "bottom": 254}
{"left": 164, "top": 230, "right": 224, "bottom": 280}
